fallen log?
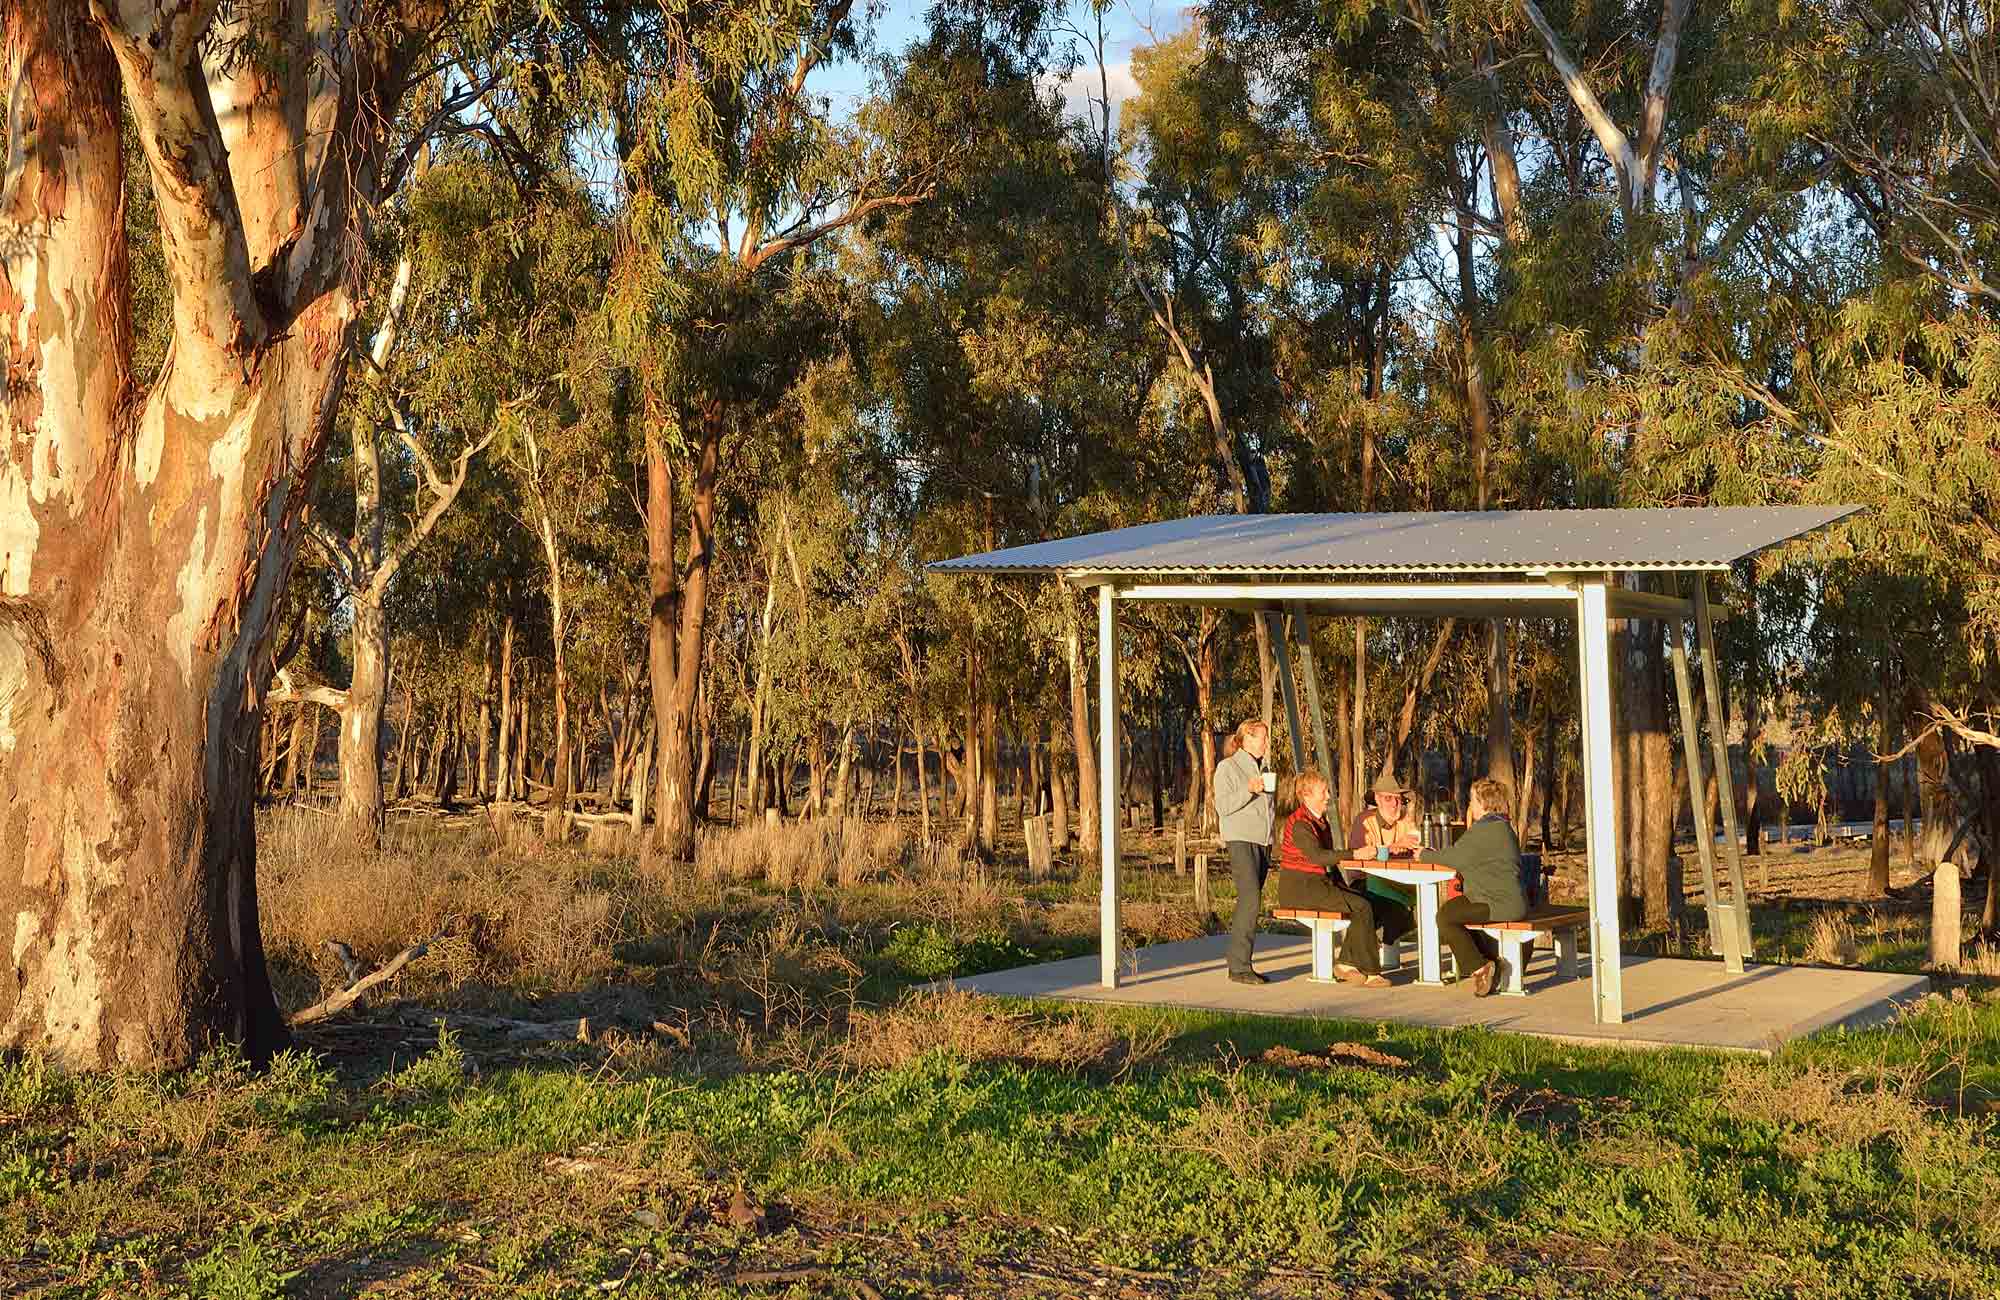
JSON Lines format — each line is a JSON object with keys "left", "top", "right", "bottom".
{"left": 289, "top": 941, "right": 429, "bottom": 1026}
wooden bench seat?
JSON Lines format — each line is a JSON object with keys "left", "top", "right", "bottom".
{"left": 1272, "top": 907, "right": 1401, "bottom": 983}
{"left": 1465, "top": 905, "right": 1587, "bottom": 996}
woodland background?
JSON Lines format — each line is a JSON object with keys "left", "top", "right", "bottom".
{"left": 8, "top": 0, "right": 2000, "bottom": 1070}
{"left": 250, "top": 0, "right": 1999, "bottom": 920}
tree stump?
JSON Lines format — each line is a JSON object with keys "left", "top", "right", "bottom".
{"left": 1193, "top": 853, "right": 1210, "bottom": 915}
{"left": 1024, "top": 814, "right": 1052, "bottom": 880}
{"left": 763, "top": 808, "right": 779, "bottom": 830}
{"left": 1174, "top": 826, "right": 1186, "bottom": 877}
{"left": 1931, "top": 862, "right": 1963, "bottom": 971}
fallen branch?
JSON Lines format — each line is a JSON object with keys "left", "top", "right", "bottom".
{"left": 268, "top": 667, "right": 350, "bottom": 710}
{"left": 570, "top": 811, "right": 635, "bottom": 829}
{"left": 401, "top": 1009, "right": 595, "bottom": 1042}
{"left": 289, "top": 941, "right": 428, "bottom": 1026}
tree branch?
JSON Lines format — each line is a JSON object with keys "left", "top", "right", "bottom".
{"left": 370, "top": 428, "right": 496, "bottom": 602}
{"left": 1516, "top": 0, "right": 1635, "bottom": 198}
{"left": 742, "top": 185, "right": 933, "bottom": 274}
{"left": 387, "top": 401, "right": 450, "bottom": 496}
{"left": 269, "top": 667, "right": 350, "bottom": 710}
{"left": 304, "top": 515, "right": 361, "bottom": 591}
{"left": 1632, "top": 0, "right": 1693, "bottom": 200}
{"left": 93, "top": 0, "right": 266, "bottom": 363}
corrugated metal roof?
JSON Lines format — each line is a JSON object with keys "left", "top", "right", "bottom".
{"left": 928, "top": 507, "right": 1862, "bottom": 577}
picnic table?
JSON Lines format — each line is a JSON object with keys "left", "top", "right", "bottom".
{"left": 1343, "top": 857, "right": 1457, "bottom": 987}
{"left": 1275, "top": 855, "right": 1587, "bottom": 994}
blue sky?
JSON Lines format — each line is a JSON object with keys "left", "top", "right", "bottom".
{"left": 811, "top": 1, "right": 1192, "bottom": 134}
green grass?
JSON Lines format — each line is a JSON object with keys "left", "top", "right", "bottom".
{"left": 5, "top": 990, "right": 1997, "bottom": 1299}
{"left": 21, "top": 814, "right": 1981, "bottom": 1297}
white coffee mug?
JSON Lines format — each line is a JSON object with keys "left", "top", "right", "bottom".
{"left": 1261, "top": 771, "right": 1277, "bottom": 794}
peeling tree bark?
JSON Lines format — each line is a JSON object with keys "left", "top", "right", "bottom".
{"left": 0, "top": 0, "right": 440, "bottom": 1068}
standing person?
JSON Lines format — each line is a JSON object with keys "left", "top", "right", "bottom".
{"left": 1418, "top": 776, "right": 1528, "bottom": 996}
{"left": 1213, "top": 719, "right": 1276, "bottom": 984}
{"left": 1277, "top": 770, "right": 1412, "bottom": 986}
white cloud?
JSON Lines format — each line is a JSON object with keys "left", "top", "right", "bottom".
{"left": 1041, "top": 59, "right": 1140, "bottom": 134}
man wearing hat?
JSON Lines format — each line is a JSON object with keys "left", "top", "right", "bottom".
{"left": 1348, "top": 772, "right": 1423, "bottom": 855}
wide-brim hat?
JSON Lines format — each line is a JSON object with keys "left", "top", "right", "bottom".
{"left": 1370, "top": 773, "right": 1411, "bottom": 796}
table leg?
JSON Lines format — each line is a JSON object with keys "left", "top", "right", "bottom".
{"left": 1415, "top": 881, "right": 1443, "bottom": 987}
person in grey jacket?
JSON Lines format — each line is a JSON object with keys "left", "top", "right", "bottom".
{"left": 1418, "top": 776, "right": 1529, "bottom": 996}
{"left": 1212, "top": 719, "right": 1276, "bottom": 984}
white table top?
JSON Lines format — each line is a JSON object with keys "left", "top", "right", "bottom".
{"left": 1342, "top": 859, "right": 1456, "bottom": 885}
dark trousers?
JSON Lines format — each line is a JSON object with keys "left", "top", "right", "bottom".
{"left": 1225, "top": 840, "right": 1270, "bottom": 974}
{"left": 1276, "top": 870, "right": 1412, "bottom": 974}
{"left": 1437, "top": 895, "right": 1497, "bottom": 978}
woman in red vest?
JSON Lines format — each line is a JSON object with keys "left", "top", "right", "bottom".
{"left": 1277, "top": 770, "right": 1412, "bottom": 987}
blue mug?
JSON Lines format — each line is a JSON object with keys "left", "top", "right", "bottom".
{"left": 1375, "top": 844, "right": 1390, "bottom": 862}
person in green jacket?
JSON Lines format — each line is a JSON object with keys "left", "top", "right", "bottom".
{"left": 1417, "top": 776, "right": 1528, "bottom": 997}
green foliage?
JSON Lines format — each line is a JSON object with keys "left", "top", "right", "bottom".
{"left": 184, "top": 1226, "right": 299, "bottom": 1300}
{"left": 385, "top": 1027, "right": 472, "bottom": 1099}
{"left": 270, "top": 0, "right": 2000, "bottom": 862}
{"left": 881, "top": 921, "right": 964, "bottom": 979}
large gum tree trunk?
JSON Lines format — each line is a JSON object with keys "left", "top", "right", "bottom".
{"left": 1, "top": 1, "right": 428, "bottom": 1068}
{"left": 1916, "top": 724, "right": 1957, "bottom": 865}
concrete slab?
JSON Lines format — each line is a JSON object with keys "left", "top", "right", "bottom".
{"left": 947, "top": 934, "right": 1931, "bottom": 1055}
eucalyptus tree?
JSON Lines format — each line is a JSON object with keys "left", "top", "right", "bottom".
{"left": 289, "top": 160, "right": 557, "bottom": 845}
{"left": 1111, "top": 25, "right": 1297, "bottom": 717}
{"left": 551, "top": 1, "right": 1051, "bottom": 859}
{"left": 1749, "top": 0, "right": 2000, "bottom": 679}
{"left": 1197, "top": 0, "right": 1499, "bottom": 818}
{"left": 504, "top": 359, "right": 628, "bottom": 837}
{"left": 1636, "top": 1, "right": 2000, "bottom": 881}
{"left": 1, "top": 0, "right": 500, "bottom": 1066}
{"left": 833, "top": 34, "right": 1157, "bottom": 854}
{"left": 1762, "top": 0, "right": 2000, "bottom": 306}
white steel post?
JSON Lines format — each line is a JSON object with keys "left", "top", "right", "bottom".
{"left": 1577, "top": 580, "right": 1624, "bottom": 1024}
{"left": 1098, "top": 582, "right": 1122, "bottom": 988}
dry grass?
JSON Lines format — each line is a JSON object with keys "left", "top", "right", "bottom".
{"left": 1723, "top": 1048, "right": 2000, "bottom": 1250}
{"left": 1726, "top": 1056, "right": 1939, "bottom": 1155}
{"left": 690, "top": 817, "right": 957, "bottom": 890}
{"left": 257, "top": 807, "right": 1120, "bottom": 1072}
{"left": 1797, "top": 902, "right": 1999, "bottom": 974}
{"left": 1963, "top": 938, "right": 2000, "bottom": 977}
{"left": 259, "top": 810, "right": 632, "bottom": 1007}
{"left": 1169, "top": 1064, "right": 1347, "bottom": 1183}
{"left": 1803, "top": 909, "right": 1864, "bottom": 966}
